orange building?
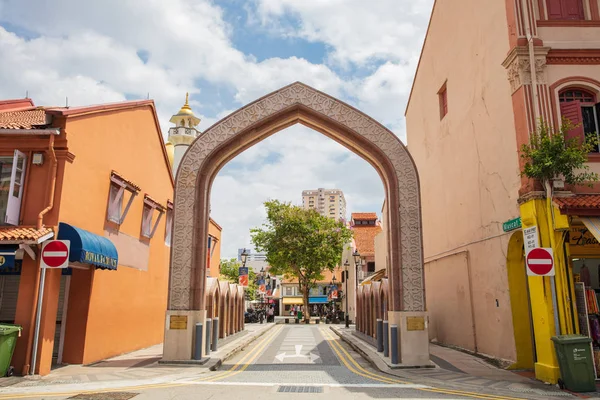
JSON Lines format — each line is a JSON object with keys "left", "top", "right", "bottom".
{"left": 0, "top": 98, "right": 174, "bottom": 376}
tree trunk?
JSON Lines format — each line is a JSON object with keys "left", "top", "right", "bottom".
{"left": 302, "top": 280, "right": 310, "bottom": 322}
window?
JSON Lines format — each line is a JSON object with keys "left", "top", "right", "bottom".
{"left": 165, "top": 201, "right": 173, "bottom": 246}
{"left": 547, "top": 0, "right": 584, "bottom": 20}
{"left": 107, "top": 171, "right": 139, "bottom": 224}
{"left": 141, "top": 195, "right": 166, "bottom": 239}
{"left": 438, "top": 83, "right": 448, "bottom": 119}
{"left": 367, "top": 262, "right": 375, "bottom": 273}
{"left": 1, "top": 150, "right": 27, "bottom": 226}
{"left": 559, "top": 87, "right": 600, "bottom": 152}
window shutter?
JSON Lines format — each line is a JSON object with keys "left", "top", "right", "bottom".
{"left": 5, "top": 150, "right": 27, "bottom": 225}
{"left": 560, "top": 101, "right": 585, "bottom": 144}
{"left": 547, "top": 0, "right": 564, "bottom": 19}
{"left": 563, "top": 0, "right": 584, "bottom": 19}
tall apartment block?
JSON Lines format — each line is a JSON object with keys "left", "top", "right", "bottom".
{"left": 301, "top": 188, "right": 346, "bottom": 221}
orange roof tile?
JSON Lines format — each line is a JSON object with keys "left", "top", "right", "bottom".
{"left": 111, "top": 170, "right": 141, "bottom": 191}
{"left": 0, "top": 227, "right": 53, "bottom": 243}
{"left": 352, "top": 225, "right": 382, "bottom": 256}
{"left": 554, "top": 195, "right": 600, "bottom": 214}
{"left": 352, "top": 212, "right": 378, "bottom": 220}
{"left": 0, "top": 98, "right": 35, "bottom": 111}
{"left": 0, "top": 109, "right": 47, "bottom": 129}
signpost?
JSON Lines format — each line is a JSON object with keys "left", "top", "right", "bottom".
{"left": 523, "top": 226, "right": 539, "bottom": 255}
{"left": 502, "top": 217, "right": 522, "bottom": 232}
{"left": 526, "top": 247, "right": 555, "bottom": 276}
{"left": 31, "top": 240, "right": 71, "bottom": 375}
{"left": 41, "top": 240, "right": 70, "bottom": 269}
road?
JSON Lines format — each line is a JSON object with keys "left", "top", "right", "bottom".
{"left": 0, "top": 325, "right": 540, "bottom": 399}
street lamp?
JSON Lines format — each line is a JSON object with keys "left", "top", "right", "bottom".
{"left": 353, "top": 249, "right": 361, "bottom": 285}
{"left": 344, "top": 259, "right": 350, "bottom": 328}
{"left": 241, "top": 249, "right": 249, "bottom": 267}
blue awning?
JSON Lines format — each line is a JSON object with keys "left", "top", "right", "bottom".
{"left": 57, "top": 223, "right": 118, "bottom": 270}
{"left": 0, "top": 245, "right": 18, "bottom": 269}
{"left": 309, "top": 296, "right": 329, "bottom": 304}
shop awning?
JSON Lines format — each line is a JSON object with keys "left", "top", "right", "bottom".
{"left": 282, "top": 297, "right": 303, "bottom": 305}
{"left": 309, "top": 296, "right": 329, "bottom": 304}
{"left": 0, "top": 245, "right": 18, "bottom": 269}
{"left": 581, "top": 217, "right": 600, "bottom": 244}
{"left": 57, "top": 223, "right": 118, "bottom": 270}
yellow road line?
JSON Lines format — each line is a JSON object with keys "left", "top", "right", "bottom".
{"left": 321, "top": 328, "right": 528, "bottom": 400}
{"left": 202, "top": 325, "right": 283, "bottom": 382}
{"left": 0, "top": 325, "right": 283, "bottom": 400}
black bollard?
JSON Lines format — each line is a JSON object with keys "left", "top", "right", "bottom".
{"left": 383, "top": 320, "right": 389, "bottom": 357}
{"left": 205, "top": 319, "right": 212, "bottom": 356}
{"left": 376, "top": 319, "right": 384, "bottom": 352}
{"left": 194, "top": 323, "right": 203, "bottom": 360}
{"left": 390, "top": 324, "right": 398, "bottom": 365}
{"left": 212, "top": 317, "right": 219, "bottom": 352}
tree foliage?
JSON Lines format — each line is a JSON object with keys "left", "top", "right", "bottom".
{"left": 219, "top": 258, "right": 258, "bottom": 300}
{"left": 520, "top": 120, "right": 599, "bottom": 191}
{"left": 251, "top": 200, "right": 353, "bottom": 320}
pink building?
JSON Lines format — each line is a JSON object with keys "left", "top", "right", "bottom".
{"left": 406, "top": 0, "right": 600, "bottom": 378}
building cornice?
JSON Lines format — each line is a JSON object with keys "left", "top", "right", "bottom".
{"left": 502, "top": 46, "right": 551, "bottom": 94}
{"left": 546, "top": 49, "right": 600, "bottom": 65}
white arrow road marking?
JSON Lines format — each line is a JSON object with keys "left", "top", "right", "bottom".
{"left": 274, "top": 344, "right": 320, "bottom": 363}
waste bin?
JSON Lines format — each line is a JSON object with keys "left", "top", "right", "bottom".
{"left": 552, "top": 335, "right": 596, "bottom": 392}
{"left": 0, "top": 324, "right": 22, "bottom": 377}
{"left": 297, "top": 310, "right": 303, "bottom": 321}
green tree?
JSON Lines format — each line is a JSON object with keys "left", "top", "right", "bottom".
{"left": 219, "top": 258, "right": 258, "bottom": 301}
{"left": 521, "top": 119, "right": 599, "bottom": 197}
{"left": 251, "top": 200, "right": 353, "bottom": 321}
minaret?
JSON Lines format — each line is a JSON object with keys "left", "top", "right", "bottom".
{"left": 165, "top": 93, "right": 201, "bottom": 177}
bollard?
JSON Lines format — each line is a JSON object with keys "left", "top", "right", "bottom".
{"left": 383, "top": 320, "right": 389, "bottom": 357}
{"left": 194, "top": 323, "right": 203, "bottom": 360}
{"left": 285, "top": 318, "right": 289, "bottom": 324}
{"left": 376, "top": 319, "right": 384, "bottom": 353}
{"left": 205, "top": 319, "right": 212, "bottom": 356}
{"left": 212, "top": 317, "right": 219, "bottom": 352}
{"left": 390, "top": 324, "right": 398, "bottom": 365}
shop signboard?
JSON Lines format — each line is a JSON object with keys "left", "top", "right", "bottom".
{"left": 526, "top": 247, "right": 555, "bottom": 276}
{"left": 502, "top": 217, "right": 522, "bottom": 232}
{"left": 569, "top": 227, "right": 600, "bottom": 248}
{"left": 523, "top": 226, "right": 539, "bottom": 256}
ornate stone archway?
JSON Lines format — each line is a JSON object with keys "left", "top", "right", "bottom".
{"left": 163, "top": 82, "right": 429, "bottom": 365}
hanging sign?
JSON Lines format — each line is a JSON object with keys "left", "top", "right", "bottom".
{"left": 526, "top": 247, "right": 555, "bottom": 276}
{"left": 41, "top": 240, "right": 70, "bottom": 269}
{"left": 523, "top": 226, "right": 539, "bottom": 255}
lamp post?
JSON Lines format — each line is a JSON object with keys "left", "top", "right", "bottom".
{"left": 241, "top": 249, "right": 249, "bottom": 267}
{"left": 344, "top": 260, "right": 350, "bottom": 328}
{"left": 352, "top": 249, "right": 361, "bottom": 327}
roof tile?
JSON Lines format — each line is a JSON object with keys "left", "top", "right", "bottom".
{"left": 0, "top": 227, "right": 53, "bottom": 242}
{"left": 0, "top": 109, "right": 47, "bottom": 129}
{"left": 111, "top": 170, "right": 141, "bottom": 191}
{"left": 554, "top": 195, "right": 600, "bottom": 210}
{"left": 352, "top": 212, "right": 378, "bottom": 220}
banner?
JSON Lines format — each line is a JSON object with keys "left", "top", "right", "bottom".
{"left": 258, "top": 278, "right": 266, "bottom": 293}
{"left": 238, "top": 266, "right": 249, "bottom": 287}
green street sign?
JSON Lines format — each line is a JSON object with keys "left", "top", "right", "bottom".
{"left": 503, "top": 217, "right": 522, "bottom": 232}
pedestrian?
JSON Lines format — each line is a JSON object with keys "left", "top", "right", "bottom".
{"left": 267, "top": 305, "right": 274, "bottom": 323}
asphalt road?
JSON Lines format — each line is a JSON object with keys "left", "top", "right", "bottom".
{"left": 0, "top": 325, "right": 543, "bottom": 399}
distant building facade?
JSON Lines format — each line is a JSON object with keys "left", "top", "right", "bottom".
{"left": 302, "top": 188, "right": 346, "bottom": 221}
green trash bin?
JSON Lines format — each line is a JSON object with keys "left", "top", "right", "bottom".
{"left": 297, "top": 310, "right": 303, "bottom": 321}
{"left": 0, "top": 324, "right": 22, "bottom": 377}
{"left": 552, "top": 335, "right": 596, "bottom": 392}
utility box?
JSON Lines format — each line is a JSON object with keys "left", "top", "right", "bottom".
{"left": 552, "top": 335, "right": 596, "bottom": 393}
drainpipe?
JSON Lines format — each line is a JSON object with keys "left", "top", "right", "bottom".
{"left": 520, "top": 0, "right": 541, "bottom": 124}
{"left": 37, "top": 134, "right": 57, "bottom": 229}
{"left": 23, "top": 134, "right": 57, "bottom": 375}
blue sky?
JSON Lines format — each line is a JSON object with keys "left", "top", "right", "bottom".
{"left": 0, "top": 0, "right": 434, "bottom": 258}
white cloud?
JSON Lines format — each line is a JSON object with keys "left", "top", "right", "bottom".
{"left": 0, "top": 0, "right": 432, "bottom": 258}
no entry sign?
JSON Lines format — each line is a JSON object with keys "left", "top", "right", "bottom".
{"left": 526, "top": 247, "right": 554, "bottom": 276}
{"left": 41, "top": 240, "right": 70, "bottom": 269}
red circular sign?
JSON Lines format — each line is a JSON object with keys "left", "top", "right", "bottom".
{"left": 42, "top": 241, "right": 69, "bottom": 268}
{"left": 526, "top": 248, "right": 553, "bottom": 275}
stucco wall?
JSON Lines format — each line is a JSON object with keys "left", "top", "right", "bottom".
{"left": 208, "top": 220, "right": 222, "bottom": 278}
{"left": 406, "top": 0, "right": 521, "bottom": 361}
{"left": 58, "top": 106, "right": 172, "bottom": 364}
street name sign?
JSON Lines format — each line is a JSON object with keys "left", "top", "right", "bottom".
{"left": 502, "top": 217, "right": 522, "bottom": 232}
{"left": 526, "top": 247, "right": 555, "bottom": 276}
{"left": 41, "top": 240, "right": 70, "bottom": 269}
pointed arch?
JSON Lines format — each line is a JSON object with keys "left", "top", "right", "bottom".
{"left": 169, "top": 82, "right": 425, "bottom": 316}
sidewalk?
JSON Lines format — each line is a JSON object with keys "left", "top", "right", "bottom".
{"left": 0, "top": 322, "right": 276, "bottom": 389}
{"left": 329, "top": 325, "right": 579, "bottom": 400}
